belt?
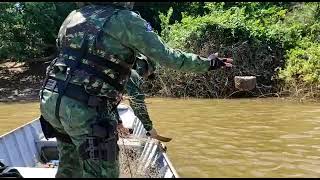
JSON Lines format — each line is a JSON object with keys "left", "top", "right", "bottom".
{"left": 43, "top": 78, "right": 106, "bottom": 107}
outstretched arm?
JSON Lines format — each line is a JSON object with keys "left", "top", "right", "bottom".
{"left": 125, "top": 70, "right": 153, "bottom": 131}
{"left": 105, "top": 10, "right": 218, "bottom": 73}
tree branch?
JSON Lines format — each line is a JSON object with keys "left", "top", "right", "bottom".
{"left": 25, "top": 54, "right": 56, "bottom": 63}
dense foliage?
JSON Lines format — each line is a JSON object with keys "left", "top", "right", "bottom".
{"left": 0, "top": 2, "right": 76, "bottom": 61}
{"left": 0, "top": 2, "right": 319, "bottom": 98}
{"left": 147, "top": 2, "right": 320, "bottom": 98}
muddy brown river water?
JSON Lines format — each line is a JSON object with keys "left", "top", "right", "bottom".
{"left": 1, "top": 98, "right": 319, "bottom": 177}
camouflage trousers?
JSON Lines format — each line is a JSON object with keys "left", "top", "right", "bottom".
{"left": 40, "top": 89, "right": 120, "bottom": 178}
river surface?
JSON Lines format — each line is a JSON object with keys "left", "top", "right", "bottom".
{"left": 0, "top": 98, "right": 320, "bottom": 178}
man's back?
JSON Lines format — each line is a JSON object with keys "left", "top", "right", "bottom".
{"left": 55, "top": 5, "right": 135, "bottom": 98}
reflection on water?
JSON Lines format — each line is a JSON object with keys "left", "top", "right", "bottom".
{"left": 147, "top": 98, "right": 320, "bottom": 178}
{"left": 0, "top": 98, "right": 320, "bottom": 177}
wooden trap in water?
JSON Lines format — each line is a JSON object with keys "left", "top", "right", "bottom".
{"left": 234, "top": 76, "right": 257, "bottom": 91}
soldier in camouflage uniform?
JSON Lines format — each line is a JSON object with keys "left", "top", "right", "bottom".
{"left": 118, "top": 54, "right": 156, "bottom": 133}
{"left": 39, "top": 2, "right": 232, "bottom": 178}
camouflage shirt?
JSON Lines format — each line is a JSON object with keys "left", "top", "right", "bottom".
{"left": 52, "top": 5, "right": 213, "bottom": 101}
{"left": 104, "top": 9, "right": 211, "bottom": 73}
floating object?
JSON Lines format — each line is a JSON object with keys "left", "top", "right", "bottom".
{"left": 0, "top": 104, "right": 179, "bottom": 178}
{"left": 234, "top": 76, "right": 257, "bottom": 91}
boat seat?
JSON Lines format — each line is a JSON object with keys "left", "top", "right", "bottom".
{"left": 36, "top": 137, "right": 57, "bottom": 149}
{"left": 36, "top": 137, "right": 144, "bottom": 148}
{"left": 36, "top": 136, "right": 146, "bottom": 164}
{"left": 3, "top": 167, "right": 57, "bottom": 178}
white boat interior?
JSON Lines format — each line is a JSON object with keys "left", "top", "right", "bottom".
{"left": 0, "top": 104, "right": 179, "bottom": 178}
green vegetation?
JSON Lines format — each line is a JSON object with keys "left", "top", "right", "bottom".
{"left": 0, "top": 2, "right": 319, "bottom": 99}
{"left": 149, "top": 2, "right": 320, "bottom": 99}
{"left": 0, "top": 2, "right": 76, "bottom": 61}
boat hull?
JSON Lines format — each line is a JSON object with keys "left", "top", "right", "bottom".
{"left": 0, "top": 104, "right": 179, "bottom": 178}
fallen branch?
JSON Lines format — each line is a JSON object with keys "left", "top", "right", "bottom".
{"left": 25, "top": 54, "right": 56, "bottom": 64}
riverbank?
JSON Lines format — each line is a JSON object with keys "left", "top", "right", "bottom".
{"left": 0, "top": 61, "right": 318, "bottom": 103}
{"left": 0, "top": 62, "right": 46, "bottom": 102}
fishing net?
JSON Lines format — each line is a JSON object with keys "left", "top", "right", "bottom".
{"left": 118, "top": 137, "right": 164, "bottom": 178}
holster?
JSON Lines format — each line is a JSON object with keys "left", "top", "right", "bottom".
{"left": 79, "top": 120, "right": 119, "bottom": 162}
{"left": 38, "top": 115, "right": 73, "bottom": 144}
{"left": 39, "top": 115, "right": 55, "bottom": 139}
